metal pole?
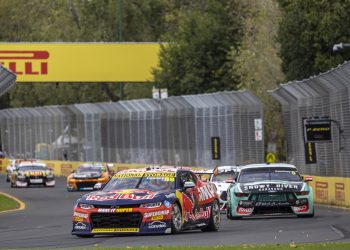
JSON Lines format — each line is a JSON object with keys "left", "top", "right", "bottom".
{"left": 118, "top": 0, "right": 124, "bottom": 100}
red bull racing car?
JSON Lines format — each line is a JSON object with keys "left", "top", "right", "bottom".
{"left": 72, "top": 167, "right": 221, "bottom": 237}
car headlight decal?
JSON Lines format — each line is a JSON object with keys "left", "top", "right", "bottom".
{"left": 140, "top": 202, "right": 162, "bottom": 208}
{"left": 78, "top": 203, "right": 94, "bottom": 209}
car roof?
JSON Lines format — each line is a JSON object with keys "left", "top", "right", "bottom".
{"left": 192, "top": 166, "right": 240, "bottom": 174}
{"left": 239, "top": 163, "right": 297, "bottom": 171}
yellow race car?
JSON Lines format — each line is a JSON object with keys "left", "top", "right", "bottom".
{"left": 67, "top": 163, "right": 112, "bottom": 191}
{"left": 10, "top": 161, "right": 55, "bottom": 188}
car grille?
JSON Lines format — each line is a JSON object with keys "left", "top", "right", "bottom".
{"left": 250, "top": 192, "right": 295, "bottom": 215}
{"left": 220, "top": 191, "right": 227, "bottom": 201}
{"left": 76, "top": 181, "right": 97, "bottom": 188}
{"left": 90, "top": 212, "right": 142, "bottom": 228}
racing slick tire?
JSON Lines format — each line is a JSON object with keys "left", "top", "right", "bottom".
{"left": 171, "top": 203, "right": 182, "bottom": 234}
{"left": 226, "top": 204, "right": 241, "bottom": 220}
{"left": 201, "top": 199, "right": 221, "bottom": 232}
{"left": 297, "top": 208, "right": 314, "bottom": 218}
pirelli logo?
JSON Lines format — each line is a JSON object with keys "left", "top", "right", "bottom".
{"left": 92, "top": 228, "right": 139, "bottom": 233}
{"left": 0, "top": 50, "right": 49, "bottom": 75}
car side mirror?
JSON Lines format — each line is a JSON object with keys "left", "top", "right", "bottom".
{"left": 93, "top": 183, "right": 103, "bottom": 190}
{"left": 183, "top": 181, "right": 195, "bottom": 189}
{"left": 304, "top": 176, "right": 313, "bottom": 182}
{"left": 225, "top": 178, "right": 235, "bottom": 183}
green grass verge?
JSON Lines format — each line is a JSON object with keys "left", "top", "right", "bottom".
{"left": 87, "top": 243, "right": 350, "bottom": 250}
{"left": 0, "top": 193, "right": 19, "bottom": 212}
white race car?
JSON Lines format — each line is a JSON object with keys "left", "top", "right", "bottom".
{"left": 194, "top": 166, "right": 240, "bottom": 211}
{"left": 6, "top": 159, "right": 17, "bottom": 182}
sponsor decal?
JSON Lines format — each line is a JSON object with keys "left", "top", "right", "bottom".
{"left": 74, "top": 222, "right": 87, "bottom": 230}
{"left": 315, "top": 181, "right": 328, "bottom": 200}
{"left": 292, "top": 205, "right": 309, "bottom": 213}
{"left": 242, "top": 183, "right": 301, "bottom": 192}
{"left": 148, "top": 221, "right": 167, "bottom": 229}
{"left": 73, "top": 212, "right": 88, "bottom": 219}
{"left": 0, "top": 50, "right": 49, "bottom": 75}
{"left": 335, "top": 183, "right": 345, "bottom": 202}
{"left": 144, "top": 210, "right": 170, "bottom": 218}
{"left": 86, "top": 191, "right": 156, "bottom": 201}
{"left": 151, "top": 215, "right": 164, "bottom": 221}
{"left": 92, "top": 228, "right": 139, "bottom": 233}
{"left": 115, "top": 172, "right": 176, "bottom": 178}
{"left": 198, "top": 185, "right": 216, "bottom": 201}
{"left": 184, "top": 206, "right": 211, "bottom": 222}
{"left": 97, "top": 208, "right": 133, "bottom": 213}
{"left": 237, "top": 207, "right": 254, "bottom": 215}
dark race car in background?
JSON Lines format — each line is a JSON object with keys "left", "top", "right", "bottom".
{"left": 227, "top": 163, "right": 314, "bottom": 219}
{"left": 72, "top": 167, "right": 221, "bottom": 237}
{"left": 9, "top": 161, "right": 55, "bottom": 188}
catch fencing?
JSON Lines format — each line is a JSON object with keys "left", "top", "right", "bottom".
{"left": 0, "top": 64, "right": 16, "bottom": 97}
{"left": 271, "top": 61, "right": 350, "bottom": 177}
{"left": 0, "top": 91, "right": 264, "bottom": 167}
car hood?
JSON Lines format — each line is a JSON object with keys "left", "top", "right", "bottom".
{"left": 212, "top": 181, "right": 231, "bottom": 193}
{"left": 239, "top": 181, "right": 304, "bottom": 193}
{"left": 18, "top": 170, "right": 50, "bottom": 176}
{"left": 73, "top": 172, "right": 101, "bottom": 179}
{"left": 79, "top": 189, "right": 172, "bottom": 206}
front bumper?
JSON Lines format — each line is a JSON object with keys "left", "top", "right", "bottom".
{"left": 16, "top": 177, "right": 55, "bottom": 187}
{"left": 72, "top": 205, "right": 172, "bottom": 236}
{"left": 231, "top": 194, "right": 313, "bottom": 217}
{"left": 67, "top": 178, "right": 108, "bottom": 191}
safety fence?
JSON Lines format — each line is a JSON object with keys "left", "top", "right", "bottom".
{"left": 0, "top": 91, "right": 264, "bottom": 168}
{"left": 271, "top": 61, "right": 350, "bottom": 177}
{"left": 0, "top": 64, "right": 16, "bottom": 97}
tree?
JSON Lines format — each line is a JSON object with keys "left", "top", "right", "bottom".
{"left": 153, "top": 0, "right": 244, "bottom": 96}
{"left": 233, "top": 0, "right": 286, "bottom": 160}
{"left": 278, "top": 0, "right": 350, "bottom": 81}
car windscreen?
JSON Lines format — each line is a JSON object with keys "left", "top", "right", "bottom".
{"left": 18, "top": 165, "right": 47, "bottom": 171}
{"left": 103, "top": 172, "right": 175, "bottom": 192}
{"left": 212, "top": 171, "right": 235, "bottom": 182}
{"left": 238, "top": 168, "right": 301, "bottom": 183}
{"left": 77, "top": 166, "right": 102, "bottom": 174}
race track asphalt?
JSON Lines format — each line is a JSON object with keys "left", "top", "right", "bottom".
{"left": 0, "top": 174, "right": 350, "bottom": 249}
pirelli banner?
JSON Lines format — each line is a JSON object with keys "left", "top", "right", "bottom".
{"left": 0, "top": 43, "right": 161, "bottom": 82}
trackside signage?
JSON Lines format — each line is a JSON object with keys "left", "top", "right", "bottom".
{"left": 0, "top": 43, "right": 160, "bottom": 82}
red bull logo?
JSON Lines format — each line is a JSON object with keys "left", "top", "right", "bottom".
{"left": 0, "top": 50, "right": 49, "bottom": 75}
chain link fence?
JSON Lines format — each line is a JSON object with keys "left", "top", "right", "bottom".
{"left": 271, "top": 61, "right": 350, "bottom": 177}
{"left": 0, "top": 91, "right": 264, "bottom": 167}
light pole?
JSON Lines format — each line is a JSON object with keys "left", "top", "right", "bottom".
{"left": 332, "top": 43, "right": 350, "bottom": 52}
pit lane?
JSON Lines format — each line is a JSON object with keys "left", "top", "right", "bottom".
{"left": 0, "top": 174, "right": 350, "bottom": 249}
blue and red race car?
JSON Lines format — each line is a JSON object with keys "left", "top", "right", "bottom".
{"left": 72, "top": 166, "right": 221, "bottom": 237}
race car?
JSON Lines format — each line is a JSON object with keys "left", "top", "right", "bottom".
{"left": 193, "top": 166, "right": 240, "bottom": 211}
{"left": 6, "top": 159, "right": 17, "bottom": 182}
{"left": 10, "top": 161, "right": 55, "bottom": 187}
{"left": 226, "top": 163, "right": 314, "bottom": 219}
{"left": 71, "top": 167, "right": 221, "bottom": 237}
{"left": 67, "top": 163, "right": 113, "bottom": 191}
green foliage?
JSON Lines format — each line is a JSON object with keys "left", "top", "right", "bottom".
{"left": 278, "top": 0, "right": 350, "bottom": 81}
{"left": 233, "top": 0, "right": 286, "bottom": 160}
{"left": 153, "top": 0, "right": 244, "bottom": 96}
{"left": 0, "top": 0, "right": 170, "bottom": 107}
